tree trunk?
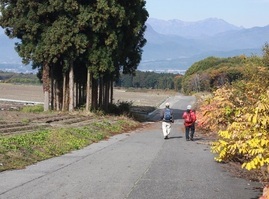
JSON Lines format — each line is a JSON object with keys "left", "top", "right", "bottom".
{"left": 74, "top": 82, "right": 77, "bottom": 108}
{"left": 103, "top": 77, "right": 109, "bottom": 111}
{"left": 91, "top": 75, "right": 98, "bottom": 110}
{"left": 110, "top": 79, "right": 113, "bottom": 104}
{"left": 77, "top": 82, "right": 79, "bottom": 108}
{"left": 51, "top": 78, "right": 55, "bottom": 110}
{"left": 69, "top": 62, "right": 74, "bottom": 112}
{"left": 86, "top": 69, "right": 91, "bottom": 111}
{"left": 81, "top": 83, "right": 85, "bottom": 106}
{"left": 62, "top": 72, "right": 69, "bottom": 111}
{"left": 42, "top": 63, "right": 50, "bottom": 111}
{"left": 56, "top": 80, "right": 61, "bottom": 111}
{"left": 99, "top": 76, "right": 103, "bottom": 109}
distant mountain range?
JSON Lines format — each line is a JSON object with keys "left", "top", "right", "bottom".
{"left": 1, "top": 17, "right": 269, "bottom": 73}
{"left": 0, "top": 33, "right": 21, "bottom": 64}
{"left": 139, "top": 18, "right": 269, "bottom": 73}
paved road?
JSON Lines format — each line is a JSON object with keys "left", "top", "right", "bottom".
{"left": 0, "top": 95, "right": 262, "bottom": 199}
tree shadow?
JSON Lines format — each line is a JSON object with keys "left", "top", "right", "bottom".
{"left": 130, "top": 106, "right": 190, "bottom": 123}
{"left": 144, "top": 107, "right": 186, "bottom": 122}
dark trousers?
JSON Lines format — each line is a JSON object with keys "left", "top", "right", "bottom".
{"left": 185, "top": 123, "right": 195, "bottom": 140}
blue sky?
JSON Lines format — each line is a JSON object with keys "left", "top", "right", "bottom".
{"left": 145, "top": 0, "right": 269, "bottom": 28}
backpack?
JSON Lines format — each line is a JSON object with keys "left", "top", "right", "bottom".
{"left": 164, "top": 108, "right": 171, "bottom": 121}
{"left": 185, "top": 112, "right": 193, "bottom": 123}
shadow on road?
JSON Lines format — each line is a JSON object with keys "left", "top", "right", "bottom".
{"left": 166, "top": 135, "right": 183, "bottom": 139}
{"left": 143, "top": 107, "right": 185, "bottom": 122}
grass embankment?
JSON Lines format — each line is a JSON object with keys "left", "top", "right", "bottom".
{"left": 0, "top": 116, "right": 140, "bottom": 172}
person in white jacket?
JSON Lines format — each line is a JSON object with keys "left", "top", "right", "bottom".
{"left": 160, "top": 102, "right": 174, "bottom": 139}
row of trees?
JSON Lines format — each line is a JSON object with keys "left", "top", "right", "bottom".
{"left": 115, "top": 70, "right": 182, "bottom": 90}
{"left": 0, "top": 0, "right": 148, "bottom": 112}
{"left": 113, "top": 54, "right": 264, "bottom": 93}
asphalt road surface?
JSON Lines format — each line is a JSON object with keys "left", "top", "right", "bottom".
{"left": 0, "top": 95, "right": 262, "bottom": 199}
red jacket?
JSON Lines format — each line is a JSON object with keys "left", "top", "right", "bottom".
{"left": 182, "top": 110, "right": 196, "bottom": 127}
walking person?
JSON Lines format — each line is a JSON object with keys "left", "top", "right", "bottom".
{"left": 182, "top": 105, "right": 196, "bottom": 141}
{"left": 161, "top": 102, "right": 174, "bottom": 139}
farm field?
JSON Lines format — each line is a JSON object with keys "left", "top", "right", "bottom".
{"left": 0, "top": 83, "right": 176, "bottom": 135}
{"left": 0, "top": 83, "right": 175, "bottom": 106}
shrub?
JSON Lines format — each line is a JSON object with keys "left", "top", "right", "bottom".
{"left": 208, "top": 67, "right": 269, "bottom": 174}
{"left": 107, "top": 100, "right": 133, "bottom": 115}
{"left": 21, "top": 105, "right": 44, "bottom": 113}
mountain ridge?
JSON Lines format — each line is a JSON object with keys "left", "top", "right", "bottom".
{"left": 146, "top": 18, "right": 243, "bottom": 38}
{"left": 140, "top": 18, "right": 268, "bottom": 72}
{"left": 1, "top": 18, "right": 269, "bottom": 73}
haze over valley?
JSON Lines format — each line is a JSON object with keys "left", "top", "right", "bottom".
{"left": 1, "top": 18, "right": 269, "bottom": 74}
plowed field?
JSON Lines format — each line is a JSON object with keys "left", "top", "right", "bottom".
{"left": 0, "top": 83, "right": 175, "bottom": 135}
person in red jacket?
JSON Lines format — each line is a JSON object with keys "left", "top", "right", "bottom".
{"left": 182, "top": 105, "right": 196, "bottom": 141}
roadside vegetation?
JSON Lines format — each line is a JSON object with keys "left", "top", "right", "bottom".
{"left": 192, "top": 43, "right": 269, "bottom": 196}
{"left": 0, "top": 115, "right": 139, "bottom": 172}
{"left": 0, "top": 92, "right": 156, "bottom": 172}
{"left": 21, "top": 105, "right": 44, "bottom": 113}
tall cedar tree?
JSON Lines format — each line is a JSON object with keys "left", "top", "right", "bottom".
{"left": 0, "top": 0, "right": 148, "bottom": 111}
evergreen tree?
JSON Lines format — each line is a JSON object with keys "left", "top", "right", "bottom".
{"left": 0, "top": 0, "right": 148, "bottom": 112}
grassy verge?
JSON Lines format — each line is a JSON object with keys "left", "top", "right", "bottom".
{"left": 0, "top": 116, "right": 140, "bottom": 172}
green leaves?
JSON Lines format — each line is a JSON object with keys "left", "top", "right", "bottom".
{"left": 0, "top": 0, "right": 148, "bottom": 111}
{"left": 0, "top": 116, "right": 139, "bottom": 171}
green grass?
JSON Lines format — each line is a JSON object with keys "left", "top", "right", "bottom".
{"left": 0, "top": 117, "right": 139, "bottom": 172}
{"left": 21, "top": 105, "right": 44, "bottom": 113}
